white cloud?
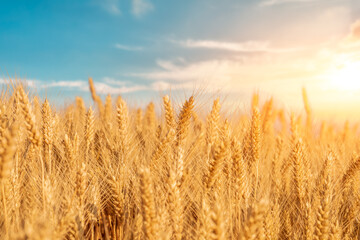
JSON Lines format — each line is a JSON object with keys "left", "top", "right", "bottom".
{"left": 131, "top": 0, "right": 153, "bottom": 17}
{"left": 94, "top": 82, "right": 147, "bottom": 94}
{"left": 97, "top": 0, "right": 153, "bottom": 17}
{"left": 156, "top": 60, "right": 179, "bottom": 70}
{"left": 178, "top": 39, "right": 269, "bottom": 52}
{"left": 151, "top": 81, "right": 171, "bottom": 91}
{"left": 42, "top": 80, "right": 147, "bottom": 94}
{"left": 175, "top": 39, "right": 301, "bottom": 53}
{"left": 150, "top": 81, "right": 195, "bottom": 91}
{"left": 102, "top": 77, "right": 131, "bottom": 86}
{"left": 43, "top": 81, "right": 87, "bottom": 88}
{"left": 98, "top": 0, "right": 121, "bottom": 15}
{"left": 115, "top": 43, "right": 143, "bottom": 51}
{"left": 131, "top": 54, "right": 331, "bottom": 97}
{"left": 260, "top": 0, "right": 320, "bottom": 7}
{"left": 133, "top": 60, "right": 230, "bottom": 83}
{"left": 26, "top": 79, "right": 40, "bottom": 88}
{"left": 42, "top": 77, "right": 190, "bottom": 94}
{"left": 0, "top": 77, "right": 148, "bottom": 95}
{"left": 0, "top": 78, "right": 39, "bottom": 88}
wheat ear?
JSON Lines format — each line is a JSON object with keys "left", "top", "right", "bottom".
{"left": 41, "top": 99, "right": 53, "bottom": 173}
{"left": 163, "top": 95, "right": 175, "bottom": 131}
{"left": 88, "top": 77, "right": 104, "bottom": 116}
{"left": 139, "top": 167, "right": 158, "bottom": 240}
{"left": 116, "top": 96, "right": 129, "bottom": 157}
{"left": 241, "top": 199, "right": 267, "bottom": 240}
{"left": 0, "top": 124, "right": 18, "bottom": 239}
{"left": 18, "top": 87, "right": 40, "bottom": 147}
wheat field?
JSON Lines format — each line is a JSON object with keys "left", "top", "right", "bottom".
{"left": 0, "top": 78, "right": 358, "bottom": 239}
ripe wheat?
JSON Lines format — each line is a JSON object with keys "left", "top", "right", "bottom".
{"left": 0, "top": 80, "right": 358, "bottom": 239}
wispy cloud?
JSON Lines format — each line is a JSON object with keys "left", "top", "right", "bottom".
{"left": 131, "top": 59, "right": 253, "bottom": 95}
{"left": 1, "top": 77, "right": 149, "bottom": 95}
{"left": 131, "top": 54, "right": 331, "bottom": 95}
{"left": 98, "top": 0, "right": 154, "bottom": 17}
{"left": 136, "top": 59, "right": 240, "bottom": 83}
{"left": 44, "top": 81, "right": 86, "bottom": 88}
{"left": 175, "top": 39, "right": 301, "bottom": 53}
{"left": 156, "top": 59, "right": 179, "bottom": 70}
{"left": 131, "top": 0, "right": 153, "bottom": 17}
{"left": 43, "top": 79, "right": 147, "bottom": 94}
{"left": 102, "top": 77, "right": 131, "bottom": 86}
{"left": 0, "top": 78, "right": 148, "bottom": 95}
{"left": 260, "top": 0, "right": 320, "bottom": 7}
{"left": 98, "top": 0, "right": 121, "bottom": 15}
{"left": 0, "top": 78, "right": 39, "bottom": 88}
{"left": 93, "top": 82, "right": 147, "bottom": 94}
{"left": 115, "top": 43, "right": 143, "bottom": 51}
{"left": 150, "top": 81, "right": 195, "bottom": 91}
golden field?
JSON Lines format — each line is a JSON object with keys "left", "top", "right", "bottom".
{"left": 0, "top": 78, "right": 358, "bottom": 239}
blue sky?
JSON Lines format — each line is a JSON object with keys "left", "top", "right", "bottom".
{"left": 1, "top": 0, "right": 360, "bottom": 115}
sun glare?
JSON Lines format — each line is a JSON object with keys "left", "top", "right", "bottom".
{"left": 328, "top": 61, "right": 360, "bottom": 91}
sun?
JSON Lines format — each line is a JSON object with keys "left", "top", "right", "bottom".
{"left": 328, "top": 61, "right": 360, "bottom": 91}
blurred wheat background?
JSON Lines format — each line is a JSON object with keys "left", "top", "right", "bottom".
{"left": 0, "top": 78, "right": 358, "bottom": 240}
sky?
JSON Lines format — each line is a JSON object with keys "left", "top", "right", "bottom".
{"left": 1, "top": 0, "right": 360, "bottom": 117}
